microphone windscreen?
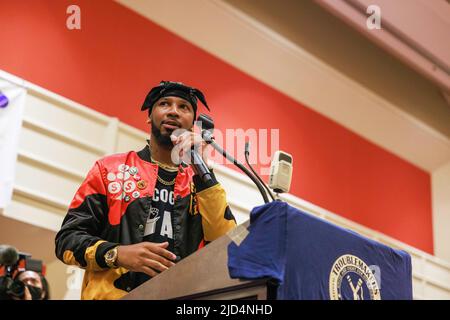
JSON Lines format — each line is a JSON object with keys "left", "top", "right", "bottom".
{"left": 0, "top": 245, "right": 19, "bottom": 266}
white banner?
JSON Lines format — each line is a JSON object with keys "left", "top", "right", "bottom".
{"left": 0, "top": 79, "right": 26, "bottom": 208}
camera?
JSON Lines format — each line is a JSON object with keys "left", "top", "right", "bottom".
{"left": 0, "top": 244, "right": 45, "bottom": 300}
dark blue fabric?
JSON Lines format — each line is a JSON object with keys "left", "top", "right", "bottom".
{"left": 228, "top": 201, "right": 287, "bottom": 283}
{"left": 227, "top": 201, "right": 413, "bottom": 300}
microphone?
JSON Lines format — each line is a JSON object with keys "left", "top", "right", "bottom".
{"left": 171, "top": 130, "right": 214, "bottom": 185}
{"left": 0, "top": 245, "right": 19, "bottom": 266}
{"left": 189, "top": 146, "right": 213, "bottom": 184}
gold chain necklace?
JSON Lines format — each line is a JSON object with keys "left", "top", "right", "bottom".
{"left": 147, "top": 141, "right": 177, "bottom": 186}
{"left": 150, "top": 156, "right": 179, "bottom": 172}
{"left": 156, "top": 174, "right": 176, "bottom": 186}
{"left": 147, "top": 142, "right": 179, "bottom": 172}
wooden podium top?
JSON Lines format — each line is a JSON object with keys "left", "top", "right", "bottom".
{"left": 121, "top": 222, "right": 275, "bottom": 300}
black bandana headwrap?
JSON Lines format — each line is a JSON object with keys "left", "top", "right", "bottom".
{"left": 141, "top": 81, "right": 210, "bottom": 121}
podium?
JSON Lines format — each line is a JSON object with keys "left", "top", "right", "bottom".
{"left": 123, "top": 202, "right": 413, "bottom": 300}
{"left": 122, "top": 220, "right": 278, "bottom": 300}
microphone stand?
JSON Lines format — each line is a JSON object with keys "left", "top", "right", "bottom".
{"left": 201, "top": 130, "right": 270, "bottom": 204}
{"left": 244, "top": 142, "right": 276, "bottom": 202}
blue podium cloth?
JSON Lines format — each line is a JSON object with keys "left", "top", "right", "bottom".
{"left": 227, "top": 201, "right": 413, "bottom": 300}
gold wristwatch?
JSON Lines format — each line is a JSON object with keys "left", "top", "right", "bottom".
{"left": 104, "top": 246, "right": 119, "bottom": 268}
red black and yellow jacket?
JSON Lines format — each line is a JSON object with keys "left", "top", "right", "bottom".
{"left": 55, "top": 145, "right": 236, "bottom": 300}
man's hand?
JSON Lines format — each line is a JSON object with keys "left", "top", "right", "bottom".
{"left": 116, "top": 242, "right": 177, "bottom": 277}
{"left": 170, "top": 130, "right": 210, "bottom": 166}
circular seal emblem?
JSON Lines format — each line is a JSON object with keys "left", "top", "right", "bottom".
{"left": 329, "top": 254, "right": 381, "bottom": 300}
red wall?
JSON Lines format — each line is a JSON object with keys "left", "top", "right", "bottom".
{"left": 0, "top": 0, "right": 433, "bottom": 253}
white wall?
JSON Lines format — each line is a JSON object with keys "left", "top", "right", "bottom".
{"left": 0, "top": 69, "right": 144, "bottom": 299}
{"left": 433, "top": 161, "right": 450, "bottom": 263}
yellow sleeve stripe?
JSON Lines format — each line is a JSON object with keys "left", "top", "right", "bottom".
{"left": 63, "top": 250, "right": 81, "bottom": 267}
{"left": 85, "top": 240, "right": 107, "bottom": 271}
{"left": 196, "top": 184, "right": 237, "bottom": 241}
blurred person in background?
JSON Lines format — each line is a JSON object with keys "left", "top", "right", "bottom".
{"left": 16, "top": 270, "right": 50, "bottom": 300}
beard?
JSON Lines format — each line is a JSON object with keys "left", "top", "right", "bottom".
{"left": 151, "top": 119, "right": 174, "bottom": 148}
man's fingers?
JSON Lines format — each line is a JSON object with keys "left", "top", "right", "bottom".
{"left": 155, "top": 242, "right": 169, "bottom": 248}
{"left": 153, "top": 246, "right": 177, "bottom": 261}
{"left": 143, "top": 242, "right": 177, "bottom": 261}
{"left": 147, "top": 252, "right": 176, "bottom": 268}
{"left": 170, "top": 134, "right": 178, "bottom": 143}
{"left": 172, "top": 132, "right": 203, "bottom": 148}
{"left": 140, "top": 265, "right": 158, "bottom": 278}
{"left": 144, "top": 241, "right": 168, "bottom": 250}
{"left": 140, "top": 248, "right": 175, "bottom": 267}
{"left": 174, "top": 133, "right": 206, "bottom": 165}
{"left": 176, "top": 131, "right": 190, "bottom": 145}
{"left": 144, "top": 258, "right": 169, "bottom": 273}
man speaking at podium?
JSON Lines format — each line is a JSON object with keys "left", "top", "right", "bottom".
{"left": 55, "top": 81, "right": 236, "bottom": 300}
